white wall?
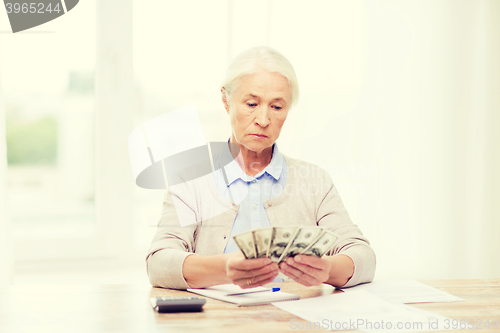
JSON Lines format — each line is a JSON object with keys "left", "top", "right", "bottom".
{"left": 272, "top": 0, "right": 500, "bottom": 279}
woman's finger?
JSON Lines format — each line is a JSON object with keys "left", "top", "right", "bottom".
{"left": 281, "top": 263, "right": 320, "bottom": 286}
{"left": 285, "top": 258, "right": 320, "bottom": 276}
{"left": 292, "top": 255, "right": 330, "bottom": 270}
{"left": 285, "top": 256, "right": 331, "bottom": 282}
{"left": 279, "top": 262, "right": 323, "bottom": 286}
{"left": 234, "top": 269, "right": 279, "bottom": 288}
{"left": 228, "top": 261, "right": 278, "bottom": 280}
{"left": 228, "top": 256, "right": 273, "bottom": 271}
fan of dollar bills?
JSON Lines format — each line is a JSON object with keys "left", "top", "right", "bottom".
{"left": 232, "top": 227, "right": 338, "bottom": 263}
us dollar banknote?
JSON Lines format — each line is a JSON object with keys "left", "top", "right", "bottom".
{"left": 301, "top": 230, "right": 338, "bottom": 257}
{"left": 279, "top": 227, "right": 325, "bottom": 263}
{"left": 232, "top": 230, "right": 257, "bottom": 259}
{"left": 268, "top": 227, "right": 298, "bottom": 262}
{"left": 253, "top": 228, "right": 273, "bottom": 258}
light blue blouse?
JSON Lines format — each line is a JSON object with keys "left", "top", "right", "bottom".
{"left": 211, "top": 141, "right": 288, "bottom": 255}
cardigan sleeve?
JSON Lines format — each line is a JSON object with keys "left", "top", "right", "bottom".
{"left": 315, "top": 169, "right": 376, "bottom": 288}
{"left": 146, "top": 186, "right": 198, "bottom": 290}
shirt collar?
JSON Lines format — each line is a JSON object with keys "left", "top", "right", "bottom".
{"left": 219, "top": 140, "right": 284, "bottom": 186}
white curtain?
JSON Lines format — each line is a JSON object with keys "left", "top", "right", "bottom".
{"left": 273, "top": 0, "right": 500, "bottom": 279}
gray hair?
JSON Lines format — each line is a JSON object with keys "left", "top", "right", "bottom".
{"left": 221, "top": 46, "right": 299, "bottom": 107}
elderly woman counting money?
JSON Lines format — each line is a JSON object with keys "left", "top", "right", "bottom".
{"left": 146, "top": 46, "right": 376, "bottom": 290}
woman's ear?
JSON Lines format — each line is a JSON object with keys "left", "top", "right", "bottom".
{"left": 221, "top": 88, "right": 230, "bottom": 114}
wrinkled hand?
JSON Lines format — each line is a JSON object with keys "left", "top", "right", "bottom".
{"left": 279, "top": 254, "right": 331, "bottom": 286}
{"left": 225, "top": 252, "right": 279, "bottom": 289}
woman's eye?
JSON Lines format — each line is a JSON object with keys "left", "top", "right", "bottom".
{"left": 273, "top": 105, "right": 282, "bottom": 110}
{"left": 247, "top": 103, "right": 257, "bottom": 107}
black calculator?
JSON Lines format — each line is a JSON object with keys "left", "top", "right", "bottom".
{"left": 150, "top": 296, "right": 206, "bottom": 313}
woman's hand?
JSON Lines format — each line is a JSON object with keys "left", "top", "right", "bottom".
{"left": 225, "top": 252, "right": 279, "bottom": 288}
{"left": 279, "top": 254, "right": 332, "bottom": 287}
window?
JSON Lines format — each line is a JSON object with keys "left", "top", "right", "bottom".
{"left": 1, "top": 1, "right": 99, "bottom": 261}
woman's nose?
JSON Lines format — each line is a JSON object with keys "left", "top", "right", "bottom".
{"left": 254, "top": 106, "right": 271, "bottom": 127}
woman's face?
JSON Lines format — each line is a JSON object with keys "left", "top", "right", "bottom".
{"left": 223, "top": 71, "right": 292, "bottom": 154}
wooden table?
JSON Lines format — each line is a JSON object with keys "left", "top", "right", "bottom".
{"left": 0, "top": 279, "right": 498, "bottom": 333}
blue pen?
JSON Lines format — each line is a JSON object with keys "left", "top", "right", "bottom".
{"left": 225, "top": 288, "right": 281, "bottom": 296}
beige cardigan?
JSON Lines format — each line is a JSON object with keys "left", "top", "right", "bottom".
{"left": 146, "top": 155, "right": 376, "bottom": 289}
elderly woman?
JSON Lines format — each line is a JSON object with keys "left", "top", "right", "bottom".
{"left": 147, "top": 46, "right": 375, "bottom": 290}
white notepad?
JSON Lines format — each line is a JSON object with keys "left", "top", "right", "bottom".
{"left": 187, "top": 284, "right": 300, "bottom": 306}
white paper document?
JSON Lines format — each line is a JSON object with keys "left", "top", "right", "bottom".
{"left": 342, "top": 279, "right": 463, "bottom": 304}
{"left": 187, "top": 284, "right": 299, "bottom": 306}
{"left": 272, "top": 289, "right": 457, "bottom": 333}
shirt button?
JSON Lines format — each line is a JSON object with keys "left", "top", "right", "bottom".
{"left": 252, "top": 180, "right": 256, "bottom": 183}
{"left": 252, "top": 204, "right": 257, "bottom": 210}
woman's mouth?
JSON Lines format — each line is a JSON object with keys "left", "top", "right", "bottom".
{"left": 250, "top": 134, "right": 268, "bottom": 139}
